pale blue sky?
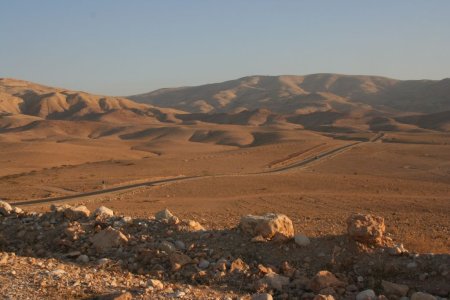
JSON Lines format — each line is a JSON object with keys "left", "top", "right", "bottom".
{"left": 1, "top": 1, "right": 449, "bottom": 95}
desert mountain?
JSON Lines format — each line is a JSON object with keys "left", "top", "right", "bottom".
{"left": 0, "top": 78, "right": 185, "bottom": 124}
{"left": 1, "top": 76, "right": 449, "bottom": 135}
{"left": 129, "top": 74, "right": 450, "bottom": 115}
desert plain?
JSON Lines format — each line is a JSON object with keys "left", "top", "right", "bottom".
{"left": 0, "top": 75, "right": 449, "bottom": 299}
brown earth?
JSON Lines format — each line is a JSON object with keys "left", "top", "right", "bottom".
{"left": 0, "top": 78, "right": 449, "bottom": 299}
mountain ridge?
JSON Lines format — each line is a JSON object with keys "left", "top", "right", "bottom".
{"left": 129, "top": 74, "right": 450, "bottom": 115}
{"left": 1, "top": 76, "right": 449, "bottom": 133}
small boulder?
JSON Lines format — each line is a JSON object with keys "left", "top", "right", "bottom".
{"left": 198, "top": 259, "right": 210, "bottom": 269}
{"left": 76, "top": 255, "right": 89, "bottom": 263}
{"left": 294, "top": 233, "right": 311, "bottom": 247}
{"left": 92, "top": 206, "right": 114, "bottom": 218}
{"left": 64, "top": 205, "right": 91, "bottom": 221}
{"left": 252, "top": 293, "right": 273, "bottom": 300}
{"left": 356, "top": 289, "right": 377, "bottom": 300}
{"left": 347, "top": 213, "right": 385, "bottom": 245}
{"left": 308, "top": 270, "right": 345, "bottom": 293}
{"left": 12, "top": 206, "right": 23, "bottom": 214}
{"left": 97, "top": 292, "right": 133, "bottom": 300}
{"left": 178, "top": 219, "right": 205, "bottom": 232}
{"left": 0, "top": 253, "right": 9, "bottom": 265}
{"left": 259, "top": 273, "right": 290, "bottom": 291}
{"left": 159, "top": 240, "right": 176, "bottom": 253}
{"left": 381, "top": 280, "right": 409, "bottom": 297}
{"left": 155, "top": 208, "right": 180, "bottom": 224}
{"left": 240, "top": 213, "right": 294, "bottom": 241}
{"left": 388, "top": 243, "right": 408, "bottom": 256}
{"left": 314, "top": 295, "right": 335, "bottom": 300}
{"left": 230, "top": 258, "right": 249, "bottom": 273}
{"left": 169, "top": 252, "right": 192, "bottom": 271}
{"left": 411, "top": 292, "right": 437, "bottom": 300}
{"left": 90, "top": 227, "right": 128, "bottom": 252}
{"left": 148, "top": 279, "right": 164, "bottom": 290}
{"left": 0, "top": 200, "right": 12, "bottom": 216}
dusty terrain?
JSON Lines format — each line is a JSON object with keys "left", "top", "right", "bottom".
{"left": 0, "top": 77, "right": 449, "bottom": 299}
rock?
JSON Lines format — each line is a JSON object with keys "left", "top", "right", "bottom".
{"left": 240, "top": 213, "right": 294, "bottom": 241}
{"left": 252, "top": 293, "right": 273, "bottom": 300}
{"left": 314, "top": 295, "right": 335, "bottom": 300}
{"left": 148, "top": 279, "right": 164, "bottom": 290}
{"left": 308, "top": 270, "right": 345, "bottom": 293}
{"left": 411, "top": 292, "right": 437, "bottom": 300}
{"left": 356, "top": 289, "right": 377, "bottom": 300}
{"left": 0, "top": 200, "right": 12, "bottom": 215}
{"left": 64, "top": 205, "right": 91, "bottom": 221}
{"left": 93, "top": 206, "right": 114, "bottom": 218}
{"left": 174, "top": 240, "right": 186, "bottom": 250}
{"left": 388, "top": 243, "right": 408, "bottom": 255}
{"left": 98, "top": 292, "right": 133, "bottom": 300}
{"left": 260, "top": 273, "right": 290, "bottom": 291}
{"left": 230, "top": 258, "right": 249, "bottom": 273}
{"left": 76, "top": 254, "right": 89, "bottom": 263}
{"left": 12, "top": 206, "right": 23, "bottom": 214}
{"left": 50, "top": 269, "right": 66, "bottom": 278}
{"left": 0, "top": 253, "right": 9, "bottom": 264}
{"left": 169, "top": 252, "right": 192, "bottom": 271}
{"left": 407, "top": 262, "right": 418, "bottom": 269}
{"left": 251, "top": 235, "right": 267, "bottom": 243}
{"left": 97, "top": 258, "right": 110, "bottom": 266}
{"left": 155, "top": 208, "right": 180, "bottom": 224}
{"left": 90, "top": 227, "right": 128, "bottom": 252}
{"left": 198, "top": 259, "right": 210, "bottom": 269}
{"left": 66, "top": 251, "right": 81, "bottom": 258}
{"left": 294, "top": 234, "right": 311, "bottom": 246}
{"left": 346, "top": 213, "right": 385, "bottom": 245}
{"left": 159, "top": 240, "right": 176, "bottom": 253}
{"left": 381, "top": 280, "right": 409, "bottom": 297}
{"left": 174, "top": 291, "right": 185, "bottom": 298}
{"left": 178, "top": 219, "right": 205, "bottom": 231}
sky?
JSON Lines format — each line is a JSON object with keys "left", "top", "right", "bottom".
{"left": 1, "top": 1, "right": 450, "bottom": 95}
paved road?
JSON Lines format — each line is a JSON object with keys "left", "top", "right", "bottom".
{"left": 12, "top": 133, "right": 383, "bottom": 206}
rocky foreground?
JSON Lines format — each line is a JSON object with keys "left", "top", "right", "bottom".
{"left": 0, "top": 200, "right": 449, "bottom": 300}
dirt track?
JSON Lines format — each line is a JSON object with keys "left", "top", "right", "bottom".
{"left": 12, "top": 137, "right": 368, "bottom": 206}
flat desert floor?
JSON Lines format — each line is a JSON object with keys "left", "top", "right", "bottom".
{"left": 1, "top": 128, "right": 449, "bottom": 254}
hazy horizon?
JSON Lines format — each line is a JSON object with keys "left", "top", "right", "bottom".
{"left": 1, "top": 0, "right": 450, "bottom": 95}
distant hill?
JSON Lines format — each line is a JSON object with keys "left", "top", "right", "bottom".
{"left": 1, "top": 76, "right": 449, "bottom": 133}
{"left": 0, "top": 78, "right": 185, "bottom": 123}
{"left": 129, "top": 74, "right": 450, "bottom": 114}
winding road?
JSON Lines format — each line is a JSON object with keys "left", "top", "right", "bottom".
{"left": 12, "top": 132, "right": 384, "bottom": 207}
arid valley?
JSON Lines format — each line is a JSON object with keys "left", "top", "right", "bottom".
{"left": 0, "top": 74, "right": 449, "bottom": 299}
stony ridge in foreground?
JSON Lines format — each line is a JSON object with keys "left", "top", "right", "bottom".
{"left": 0, "top": 201, "right": 449, "bottom": 299}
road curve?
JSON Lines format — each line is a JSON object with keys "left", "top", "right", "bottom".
{"left": 12, "top": 134, "right": 381, "bottom": 206}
